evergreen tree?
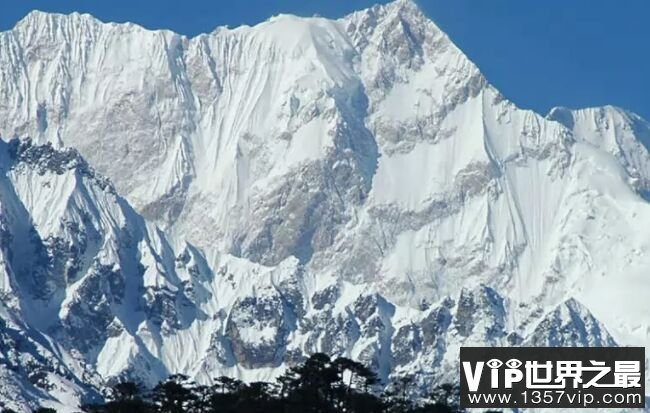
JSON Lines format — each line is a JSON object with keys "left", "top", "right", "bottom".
{"left": 279, "top": 353, "right": 339, "bottom": 412}
{"left": 235, "top": 382, "right": 281, "bottom": 413}
{"left": 209, "top": 376, "right": 244, "bottom": 412}
{"left": 188, "top": 384, "right": 211, "bottom": 413}
{"left": 384, "top": 375, "right": 416, "bottom": 413}
{"left": 74, "top": 353, "right": 491, "bottom": 413}
{"left": 151, "top": 374, "right": 197, "bottom": 413}
{"left": 110, "top": 381, "right": 142, "bottom": 402}
{"left": 81, "top": 380, "right": 152, "bottom": 413}
{"left": 332, "top": 357, "right": 381, "bottom": 412}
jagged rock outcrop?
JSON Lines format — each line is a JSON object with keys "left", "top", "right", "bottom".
{"left": 524, "top": 298, "right": 618, "bottom": 347}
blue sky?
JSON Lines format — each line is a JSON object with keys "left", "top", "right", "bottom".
{"left": 1, "top": 0, "right": 649, "bottom": 120}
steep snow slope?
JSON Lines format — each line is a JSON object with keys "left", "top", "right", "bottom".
{"left": 0, "top": 0, "right": 649, "bottom": 410}
{"left": 0, "top": 138, "right": 600, "bottom": 410}
{"left": 0, "top": 138, "right": 181, "bottom": 409}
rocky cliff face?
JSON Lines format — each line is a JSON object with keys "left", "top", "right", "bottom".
{"left": 0, "top": 0, "right": 648, "bottom": 410}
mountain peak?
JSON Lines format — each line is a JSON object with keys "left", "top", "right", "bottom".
{"left": 383, "top": 0, "right": 425, "bottom": 15}
{"left": 524, "top": 298, "right": 617, "bottom": 347}
{"left": 0, "top": 2, "right": 649, "bottom": 409}
{"left": 343, "top": 0, "right": 430, "bottom": 28}
{"left": 5, "top": 137, "right": 116, "bottom": 193}
{"left": 14, "top": 9, "right": 98, "bottom": 29}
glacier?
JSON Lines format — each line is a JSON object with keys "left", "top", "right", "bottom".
{"left": 0, "top": 0, "right": 648, "bottom": 410}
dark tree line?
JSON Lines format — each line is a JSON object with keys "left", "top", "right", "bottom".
{"left": 22, "top": 353, "right": 501, "bottom": 413}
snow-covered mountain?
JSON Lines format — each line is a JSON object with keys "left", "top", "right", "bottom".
{"left": 0, "top": 0, "right": 648, "bottom": 409}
